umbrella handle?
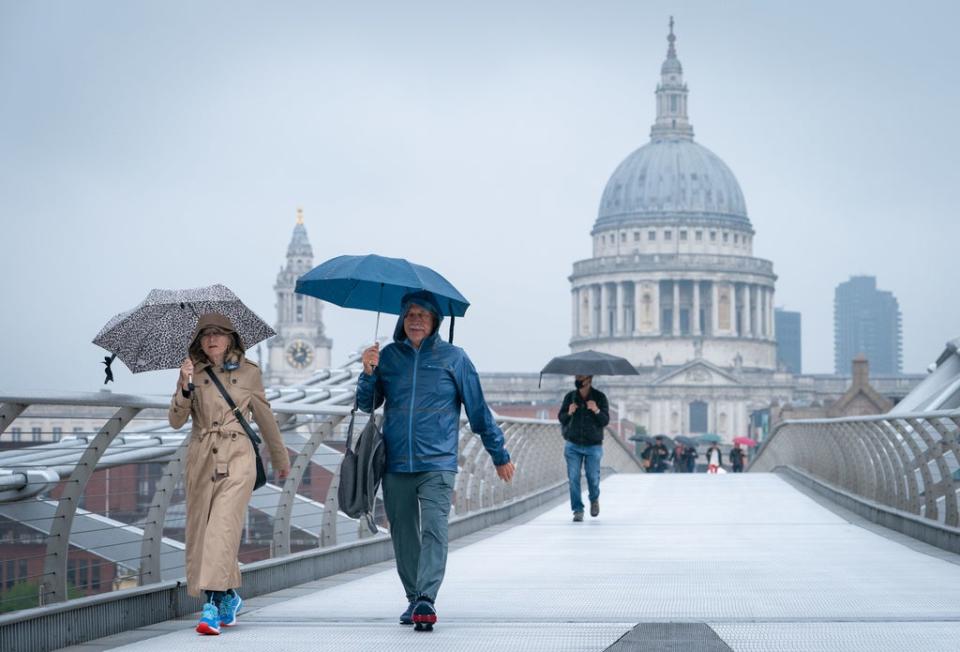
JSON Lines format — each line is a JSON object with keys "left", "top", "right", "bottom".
{"left": 188, "top": 373, "right": 194, "bottom": 393}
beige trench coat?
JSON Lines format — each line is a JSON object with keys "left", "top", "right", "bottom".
{"left": 168, "top": 358, "right": 289, "bottom": 597}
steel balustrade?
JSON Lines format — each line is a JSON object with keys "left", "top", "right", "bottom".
{"left": 751, "top": 409, "right": 960, "bottom": 525}
{"left": 0, "top": 389, "right": 641, "bottom": 611}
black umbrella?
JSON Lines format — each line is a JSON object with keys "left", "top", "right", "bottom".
{"left": 93, "top": 284, "right": 275, "bottom": 382}
{"left": 657, "top": 435, "right": 676, "bottom": 449}
{"left": 539, "top": 350, "right": 638, "bottom": 387}
{"left": 628, "top": 434, "right": 656, "bottom": 445}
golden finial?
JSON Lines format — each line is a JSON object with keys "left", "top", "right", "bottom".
{"left": 296, "top": 207, "right": 304, "bottom": 225}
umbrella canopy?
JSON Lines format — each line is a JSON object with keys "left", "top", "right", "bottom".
{"left": 628, "top": 434, "right": 656, "bottom": 445}
{"left": 656, "top": 435, "right": 676, "bottom": 449}
{"left": 295, "top": 254, "right": 470, "bottom": 317}
{"left": 733, "top": 436, "right": 759, "bottom": 447}
{"left": 93, "top": 284, "right": 275, "bottom": 375}
{"left": 539, "top": 350, "right": 638, "bottom": 386}
{"left": 697, "top": 433, "right": 722, "bottom": 444}
{"left": 676, "top": 435, "right": 700, "bottom": 447}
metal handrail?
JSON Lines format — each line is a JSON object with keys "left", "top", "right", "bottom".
{"left": 750, "top": 408, "right": 960, "bottom": 526}
{"left": 0, "top": 389, "right": 642, "bottom": 612}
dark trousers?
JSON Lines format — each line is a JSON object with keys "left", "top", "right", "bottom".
{"left": 382, "top": 471, "right": 456, "bottom": 602}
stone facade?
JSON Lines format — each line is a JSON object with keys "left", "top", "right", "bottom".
{"left": 265, "top": 209, "right": 332, "bottom": 385}
{"left": 481, "top": 21, "right": 922, "bottom": 443}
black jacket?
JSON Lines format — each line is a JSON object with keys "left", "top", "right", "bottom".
{"left": 557, "top": 387, "right": 610, "bottom": 446}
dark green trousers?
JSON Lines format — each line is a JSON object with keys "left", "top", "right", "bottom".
{"left": 382, "top": 471, "right": 456, "bottom": 602}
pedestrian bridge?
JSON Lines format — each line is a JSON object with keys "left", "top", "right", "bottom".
{"left": 2, "top": 349, "right": 960, "bottom": 651}
{"left": 36, "top": 474, "right": 960, "bottom": 651}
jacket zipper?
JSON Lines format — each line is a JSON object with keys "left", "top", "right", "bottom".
{"left": 407, "top": 344, "right": 420, "bottom": 472}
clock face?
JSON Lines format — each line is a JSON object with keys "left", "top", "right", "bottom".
{"left": 286, "top": 340, "right": 314, "bottom": 369}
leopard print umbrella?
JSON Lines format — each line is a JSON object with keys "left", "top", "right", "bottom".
{"left": 93, "top": 284, "right": 276, "bottom": 376}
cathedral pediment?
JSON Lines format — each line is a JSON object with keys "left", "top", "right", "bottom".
{"left": 652, "top": 360, "right": 740, "bottom": 386}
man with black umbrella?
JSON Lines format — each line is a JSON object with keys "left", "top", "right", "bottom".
{"left": 558, "top": 375, "right": 610, "bottom": 522}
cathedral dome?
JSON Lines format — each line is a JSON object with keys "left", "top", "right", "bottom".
{"left": 595, "top": 139, "right": 748, "bottom": 229}
{"left": 594, "top": 17, "right": 750, "bottom": 232}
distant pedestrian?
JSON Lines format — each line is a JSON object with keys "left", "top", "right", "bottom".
{"left": 558, "top": 374, "right": 609, "bottom": 522}
{"left": 729, "top": 443, "right": 746, "bottom": 473}
{"left": 642, "top": 436, "right": 670, "bottom": 473}
{"left": 670, "top": 444, "right": 686, "bottom": 472}
{"left": 683, "top": 445, "right": 698, "bottom": 473}
{"left": 706, "top": 443, "right": 723, "bottom": 474}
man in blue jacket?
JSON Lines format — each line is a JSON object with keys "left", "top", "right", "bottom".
{"left": 358, "top": 290, "right": 515, "bottom": 631}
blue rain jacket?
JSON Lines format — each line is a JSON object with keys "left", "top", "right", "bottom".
{"left": 356, "top": 333, "right": 510, "bottom": 473}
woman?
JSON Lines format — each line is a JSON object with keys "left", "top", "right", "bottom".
{"left": 706, "top": 442, "right": 723, "bottom": 474}
{"left": 168, "top": 313, "right": 290, "bottom": 635}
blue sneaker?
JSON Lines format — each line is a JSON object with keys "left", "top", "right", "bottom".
{"left": 195, "top": 601, "right": 221, "bottom": 635}
{"left": 219, "top": 591, "right": 243, "bottom": 627}
{"left": 399, "top": 599, "right": 415, "bottom": 625}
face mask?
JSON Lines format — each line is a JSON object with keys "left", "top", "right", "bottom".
{"left": 223, "top": 360, "right": 240, "bottom": 372}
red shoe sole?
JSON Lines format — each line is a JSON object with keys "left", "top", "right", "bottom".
{"left": 413, "top": 614, "right": 437, "bottom": 624}
{"left": 196, "top": 622, "right": 221, "bottom": 635}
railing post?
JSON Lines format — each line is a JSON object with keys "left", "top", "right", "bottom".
{"left": 0, "top": 402, "right": 28, "bottom": 434}
{"left": 41, "top": 406, "right": 140, "bottom": 604}
{"left": 888, "top": 418, "right": 938, "bottom": 519}
{"left": 139, "top": 434, "right": 189, "bottom": 585}
{"left": 273, "top": 420, "right": 336, "bottom": 557}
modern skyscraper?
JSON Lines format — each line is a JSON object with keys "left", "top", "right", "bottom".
{"left": 834, "top": 276, "right": 902, "bottom": 374}
{"left": 775, "top": 309, "right": 802, "bottom": 373}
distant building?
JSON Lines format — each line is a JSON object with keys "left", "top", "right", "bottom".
{"left": 775, "top": 309, "right": 802, "bottom": 374}
{"left": 478, "top": 20, "right": 923, "bottom": 443}
{"left": 834, "top": 276, "right": 902, "bottom": 374}
{"left": 771, "top": 355, "right": 893, "bottom": 426}
{"left": 265, "top": 209, "right": 332, "bottom": 385}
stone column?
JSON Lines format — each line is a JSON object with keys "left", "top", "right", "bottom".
{"left": 711, "top": 281, "right": 720, "bottom": 335}
{"left": 571, "top": 287, "right": 580, "bottom": 339}
{"left": 616, "top": 282, "right": 626, "bottom": 336}
{"left": 751, "top": 284, "right": 760, "bottom": 337}
{"left": 672, "top": 280, "right": 680, "bottom": 336}
{"left": 633, "top": 281, "right": 643, "bottom": 335}
{"left": 585, "top": 285, "right": 595, "bottom": 336}
{"left": 763, "top": 286, "right": 770, "bottom": 338}
{"left": 768, "top": 288, "right": 776, "bottom": 340}
{"left": 600, "top": 284, "right": 610, "bottom": 337}
{"left": 740, "top": 284, "right": 751, "bottom": 338}
{"left": 652, "top": 281, "right": 661, "bottom": 334}
{"left": 692, "top": 281, "right": 701, "bottom": 335}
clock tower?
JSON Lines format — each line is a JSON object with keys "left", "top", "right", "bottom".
{"left": 265, "top": 209, "right": 332, "bottom": 385}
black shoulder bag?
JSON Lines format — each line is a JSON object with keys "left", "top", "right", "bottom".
{"left": 338, "top": 382, "right": 386, "bottom": 533}
{"left": 204, "top": 367, "right": 268, "bottom": 490}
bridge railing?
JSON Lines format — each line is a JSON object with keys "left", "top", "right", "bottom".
{"left": 0, "top": 391, "right": 640, "bottom": 614}
{"left": 750, "top": 408, "right": 960, "bottom": 526}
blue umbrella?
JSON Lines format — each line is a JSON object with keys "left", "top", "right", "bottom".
{"left": 295, "top": 254, "right": 470, "bottom": 341}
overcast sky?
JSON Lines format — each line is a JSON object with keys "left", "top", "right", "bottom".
{"left": 2, "top": 1, "right": 958, "bottom": 396}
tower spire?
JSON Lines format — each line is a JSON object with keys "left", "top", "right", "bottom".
{"left": 650, "top": 17, "right": 694, "bottom": 142}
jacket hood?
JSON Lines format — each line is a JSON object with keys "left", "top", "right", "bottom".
{"left": 190, "top": 313, "right": 245, "bottom": 351}
{"left": 392, "top": 290, "right": 444, "bottom": 343}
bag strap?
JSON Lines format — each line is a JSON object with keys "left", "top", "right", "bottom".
{"left": 347, "top": 374, "right": 381, "bottom": 449}
{"left": 204, "top": 366, "right": 262, "bottom": 446}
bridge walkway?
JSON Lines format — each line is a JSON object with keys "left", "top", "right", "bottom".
{"left": 66, "top": 474, "right": 960, "bottom": 652}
